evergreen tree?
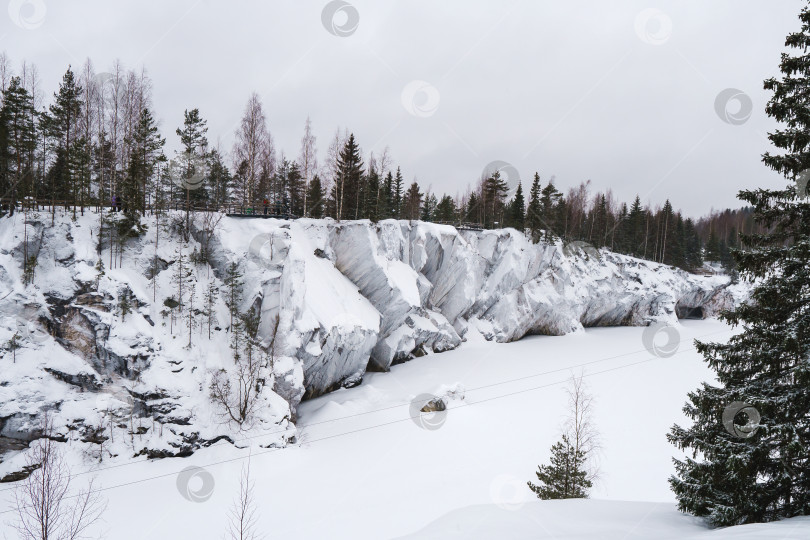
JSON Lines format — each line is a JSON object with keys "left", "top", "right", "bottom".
{"left": 124, "top": 107, "right": 165, "bottom": 217}
{"left": 208, "top": 149, "right": 232, "bottom": 208}
{"left": 332, "top": 134, "right": 363, "bottom": 221}
{"left": 306, "top": 174, "right": 324, "bottom": 218}
{"left": 365, "top": 165, "right": 381, "bottom": 222}
{"left": 0, "top": 77, "right": 37, "bottom": 213}
{"left": 435, "top": 194, "right": 456, "bottom": 222}
{"left": 392, "top": 167, "right": 404, "bottom": 218}
{"left": 527, "top": 434, "right": 592, "bottom": 500}
{"left": 539, "top": 179, "right": 562, "bottom": 242}
{"left": 526, "top": 173, "right": 542, "bottom": 241}
{"left": 420, "top": 191, "right": 437, "bottom": 221}
{"left": 223, "top": 261, "right": 243, "bottom": 331}
{"left": 627, "top": 196, "right": 645, "bottom": 257}
{"left": 175, "top": 108, "right": 209, "bottom": 224}
{"left": 483, "top": 171, "right": 509, "bottom": 228}
{"left": 668, "top": 5, "right": 810, "bottom": 526}
{"left": 506, "top": 182, "right": 525, "bottom": 231}
{"left": 401, "top": 181, "right": 422, "bottom": 220}
{"left": 43, "top": 67, "right": 82, "bottom": 204}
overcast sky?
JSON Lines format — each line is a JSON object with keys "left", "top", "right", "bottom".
{"left": 2, "top": 0, "right": 804, "bottom": 217}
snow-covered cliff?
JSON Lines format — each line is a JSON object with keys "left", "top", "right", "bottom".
{"left": 0, "top": 211, "right": 743, "bottom": 477}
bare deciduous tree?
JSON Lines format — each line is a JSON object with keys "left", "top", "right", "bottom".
{"left": 13, "top": 428, "right": 106, "bottom": 540}
{"left": 232, "top": 93, "right": 273, "bottom": 206}
{"left": 209, "top": 348, "right": 263, "bottom": 429}
{"left": 226, "top": 457, "right": 262, "bottom": 540}
{"left": 298, "top": 116, "right": 318, "bottom": 217}
{"left": 563, "top": 372, "right": 601, "bottom": 485}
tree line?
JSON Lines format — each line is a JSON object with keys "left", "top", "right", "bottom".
{"left": 0, "top": 53, "right": 756, "bottom": 273}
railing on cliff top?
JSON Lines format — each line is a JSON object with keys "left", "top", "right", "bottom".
{"left": 0, "top": 198, "right": 488, "bottom": 230}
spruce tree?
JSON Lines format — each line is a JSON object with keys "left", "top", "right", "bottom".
{"left": 379, "top": 171, "right": 392, "bottom": 219}
{"left": 527, "top": 434, "right": 592, "bottom": 500}
{"left": 306, "top": 174, "right": 324, "bottom": 218}
{"left": 332, "top": 133, "right": 363, "bottom": 221}
{"left": 392, "top": 167, "right": 404, "bottom": 218}
{"left": 223, "top": 261, "right": 244, "bottom": 331}
{"left": 526, "top": 173, "right": 542, "bottom": 241}
{"left": 420, "top": 191, "right": 437, "bottom": 222}
{"left": 402, "top": 181, "right": 422, "bottom": 220}
{"left": 507, "top": 182, "right": 525, "bottom": 231}
{"left": 627, "top": 195, "right": 645, "bottom": 256}
{"left": 668, "top": 4, "right": 810, "bottom": 526}
{"left": 435, "top": 194, "right": 456, "bottom": 222}
{"left": 539, "top": 179, "right": 562, "bottom": 242}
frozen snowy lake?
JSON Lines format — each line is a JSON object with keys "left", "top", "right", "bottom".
{"left": 4, "top": 319, "right": 807, "bottom": 539}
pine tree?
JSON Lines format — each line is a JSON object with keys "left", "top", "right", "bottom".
{"left": 124, "top": 107, "right": 165, "bottom": 217}
{"left": 668, "top": 5, "right": 810, "bottom": 526}
{"left": 175, "top": 108, "right": 209, "bottom": 231}
{"left": 527, "top": 434, "right": 592, "bottom": 500}
{"left": 0, "top": 77, "right": 37, "bottom": 213}
{"left": 43, "top": 67, "right": 82, "bottom": 206}
{"left": 482, "top": 171, "right": 509, "bottom": 228}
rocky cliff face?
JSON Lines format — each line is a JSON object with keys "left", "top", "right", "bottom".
{"left": 0, "top": 211, "right": 743, "bottom": 477}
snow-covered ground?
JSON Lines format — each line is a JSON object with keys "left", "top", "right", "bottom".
{"left": 3, "top": 318, "right": 807, "bottom": 539}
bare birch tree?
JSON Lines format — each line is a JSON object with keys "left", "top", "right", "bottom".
{"left": 226, "top": 457, "right": 262, "bottom": 540}
{"left": 13, "top": 424, "right": 106, "bottom": 539}
{"left": 232, "top": 93, "right": 272, "bottom": 206}
{"left": 298, "top": 116, "right": 317, "bottom": 216}
{"left": 563, "top": 372, "right": 601, "bottom": 485}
